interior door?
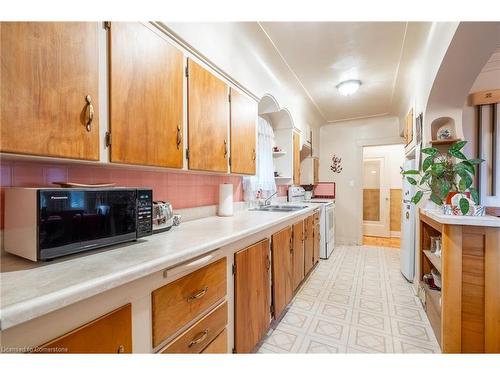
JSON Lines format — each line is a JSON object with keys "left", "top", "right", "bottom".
{"left": 187, "top": 59, "right": 229, "bottom": 172}
{"left": 271, "top": 227, "right": 293, "bottom": 319}
{"left": 230, "top": 88, "right": 257, "bottom": 175}
{"left": 292, "top": 221, "right": 305, "bottom": 291}
{"left": 1, "top": 22, "right": 100, "bottom": 160}
{"left": 363, "top": 157, "right": 390, "bottom": 237}
{"left": 234, "top": 239, "right": 270, "bottom": 353}
{"left": 109, "top": 22, "right": 184, "bottom": 168}
{"left": 304, "top": 215, "right": 314, "bottom": 275}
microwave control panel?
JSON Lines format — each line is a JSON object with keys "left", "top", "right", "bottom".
{"left": 137, "top": 189, "right": 153, "bottom": 238}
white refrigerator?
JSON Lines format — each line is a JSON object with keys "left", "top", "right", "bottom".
{"left": 400, "top": 159, "right": 416, "bottom": 282}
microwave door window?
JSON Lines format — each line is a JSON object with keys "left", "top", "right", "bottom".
{"left": 39, "top": 190, "right": 137, "bottom": 251}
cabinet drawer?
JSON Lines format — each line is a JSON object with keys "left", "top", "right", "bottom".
{"left": 39, "top": 304, "right": 132, "bottom": 354}
{"left": 160, "top": 302, "right": 227, "bottom": 354}
{"left": 313, "top": 212, "right": 320, "bottom": 223}
{"left": 202, "top": 328, "right": 228, "bottom": 354}
{"left": 152, "top": 257, "right": 227, "bottom": 348}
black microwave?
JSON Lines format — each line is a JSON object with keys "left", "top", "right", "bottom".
{"left": 4, "top": 188, "right": 153, "bottom": 261}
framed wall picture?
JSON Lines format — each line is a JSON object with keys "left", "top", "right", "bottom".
{"left": 405, "top": 108, "right": 414, "bottom": 147}
{"left": 415, "top": 112, "right": 423, "bottom": 145}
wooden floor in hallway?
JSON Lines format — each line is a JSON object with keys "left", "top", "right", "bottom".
{"left": 363, "top": 236, "right": 401, "bottom": 249}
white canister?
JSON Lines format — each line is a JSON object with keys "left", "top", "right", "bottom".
{"left": 218, "top": 183, "right": 234, "bottom": 216}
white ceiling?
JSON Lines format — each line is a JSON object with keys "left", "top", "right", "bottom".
{"left": 259, "top": 22, "right": 416, "bottom": 123}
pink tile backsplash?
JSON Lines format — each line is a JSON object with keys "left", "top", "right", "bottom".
{"left": 0, "top": 160, "right": 244, "bottom": 229}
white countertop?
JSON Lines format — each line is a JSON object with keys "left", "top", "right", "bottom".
{"left": 0, "top": 203, "right": 320, "bottom": 331}
{"left": 421, "top": 209, "right": 500, "bottom": 227}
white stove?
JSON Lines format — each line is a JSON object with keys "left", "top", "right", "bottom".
{"left": 288, "top": 186, "right": 335, "bottom": 259}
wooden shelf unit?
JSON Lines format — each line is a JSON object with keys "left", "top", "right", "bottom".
{"left": 423, "top": 250, "right": 442, "bottom": 273}
{"left": 429, "top": 138, "right": 462, "bottom": 146}
{"left": 418, "top": 209, "right": 500, "bottom": 353}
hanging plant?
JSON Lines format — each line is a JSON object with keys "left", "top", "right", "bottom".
{"left": 402, "top": 140, "right": 484, "bottom": 215}
{"left": 330, "top": 155, "right": 343, "bottom": 174}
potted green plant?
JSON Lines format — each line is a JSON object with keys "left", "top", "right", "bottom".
{"left": 402, "top": 140, "right": 484, "bottom": 215}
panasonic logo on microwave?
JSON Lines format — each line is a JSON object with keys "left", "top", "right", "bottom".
{"left": 50, "top": 196, "right": 68, "bottom": 200}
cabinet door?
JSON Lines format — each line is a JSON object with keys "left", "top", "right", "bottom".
{"left": 187, "top": 59, "right": 229, "bottom": 172}
{"left": 40, "top": 304, "right": 132, "bottom": 353}
{"left": 271, "top": 227, "right": 293, "bottom": 319}
{"left": 109, "top": 22, "right": 184, "bottom": 168}
{"left": 304, "top": 215, "right": 314, "bottom": 275}
{"left": 1, "top": 22, "right": 99, "bottom": 160}
{"left": 292, "top": 221, "right": 305, "bottom": 291}
{"left": 293, "top": 131, "right": 301, "bottom": 185}
{"left": 230, "top": 88, "right": 257, "bottom": 175}
{"left": 234, "top": 239, "right": 270, "bottom": 353}
{"left": 313, "top": 223, "right": 320, "bottom": 265}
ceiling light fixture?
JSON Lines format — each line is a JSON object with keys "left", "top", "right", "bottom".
{"left": 336, "top": 79, "right": 362, "bottom": 96}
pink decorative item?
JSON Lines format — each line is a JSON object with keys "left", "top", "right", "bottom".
{"left": 313, "top": 182, "right": 335, "bottom": 199}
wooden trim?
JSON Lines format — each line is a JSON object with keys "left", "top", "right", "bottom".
{"left": 441, "top": 224, "right": 462, "bottom": 353}
{"left": 429, "top": 138, "right": 462, "bottom": 145}
{"left": 469, "top": 89, "right": 500, "bottom": 106}
{"left": 419, "top": 210, "right": 443, "bottom": 233}
{"left": 484, "top": 227, "right": 500, "bottom": 353}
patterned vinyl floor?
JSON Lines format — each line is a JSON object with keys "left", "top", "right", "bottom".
{"left": 258, "top": 245, "right": 441, "bottom": 354}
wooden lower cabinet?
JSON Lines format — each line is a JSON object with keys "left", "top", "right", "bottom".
{"left": 419, "top": 210, "right": 500, "bottom": 353}
{"left": 234, "top": 239, "right": 271, "bottom": 353}
{"left": 160, "top": 302, "right": 227, "bottom": 354}
{"left": 304, "top": 215, "right": 314, "bottom": 275}
{"left": 292, "top": 221, "right": 305, "bottom": 291}
{"left": 151, "top": 257, "right": 227, "bottom": 348}
{"left": 202, "top": 328, "right": 228, "bottom": 354}
{"left": 39, "top": 304, "right": 132, "bottom": 353}
{"left": 271, "top": 227, "right": 293, "bottom": 319}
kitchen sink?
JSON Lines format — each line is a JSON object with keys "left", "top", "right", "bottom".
{"left": 249, "top": 205, "right": 308, "bottom": 212}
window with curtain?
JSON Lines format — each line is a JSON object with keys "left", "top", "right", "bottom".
{"left": 243, "top": 117, "right": 277, "bottom": 201}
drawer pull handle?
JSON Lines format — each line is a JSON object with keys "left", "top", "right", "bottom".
{"left": 188, "top": 329, "right": 209, "bottom": 348}
{"left": 117, "top": 344, "right": 125, "bottom": 353}
{"left": 187, "top": 287, "right": 208, "bottom": 302}
{"left": 176, "top": 124, "right": 182, "bottom": 149}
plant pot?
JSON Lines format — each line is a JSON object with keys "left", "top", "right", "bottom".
{"left": 445, "top": 191, "right": 470, "bottom": 204}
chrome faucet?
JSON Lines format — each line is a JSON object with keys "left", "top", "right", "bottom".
{"left": 264, "top": 191, "right": 278, "bottom": 206}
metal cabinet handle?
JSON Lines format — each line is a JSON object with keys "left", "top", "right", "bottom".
{"left": 224, "top": 140, "right": 228, "bottom": 158}
{"left": 187, "top": 287, "right": 208, "bottom": 302}
{"left": 252, "top": 149, "right": 256, "bottom": 161}
{"left": 117, "top": 344, "right": 125, "bottom": 353}
{"left": 176, "top": 125, "right": 182, "bottom": 149}
{"left": 85, "top": 95, "right": 94, "bottom": 132}
{"left": 188, "top": 329, "right": 209, "bottom": 348}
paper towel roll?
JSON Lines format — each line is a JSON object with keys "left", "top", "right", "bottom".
{"left": 218, "top": 183, "right": 233, "bottom": 217}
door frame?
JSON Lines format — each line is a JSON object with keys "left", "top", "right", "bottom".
{"left": 362, "top": 156, "right": 391, "bottom": 237}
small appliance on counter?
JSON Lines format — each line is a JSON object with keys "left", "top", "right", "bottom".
{"left": 152, "top": 201, "right": 174, "bottom": 233}
{"left": 4, "top": 187, "right": 153, "bottom": 261}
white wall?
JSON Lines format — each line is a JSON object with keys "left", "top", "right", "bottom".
{"left": 164, "top": 22, "right": 325, "bottom": 146}
{"left": 363, "top": 144, "right": 405, "bottom": 189}
{"left": 319, "top": 116, "right": 403, "bottom": 245}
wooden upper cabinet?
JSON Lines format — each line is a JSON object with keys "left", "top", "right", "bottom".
{"left": 292, "top": 220, "right": 305, "bottom": 292}
{"left": 304, "top": 215, "right": 314, "bottom": 275}
{"left": 40, "top": 304, "right": 132, "bottom": 353}
{"left": 0, "top": 22, "right": 99, "bottom": 160}
{"left": 271, "top": 227, "right": 293, "bottom": 319}
{"left": 230, "top": 88, "right": 257, "bottom": 175}
{"left": 109, "top": 22, "right": 184, "bottom": 168}
{"left": 187, "top": 59, "right": 229, "bottom": 172}
{"left": 293, "top": 131, "right": 301, "bottom": 185}
{"left": 234, "top": 239, "right": 270, "bottom": 353}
